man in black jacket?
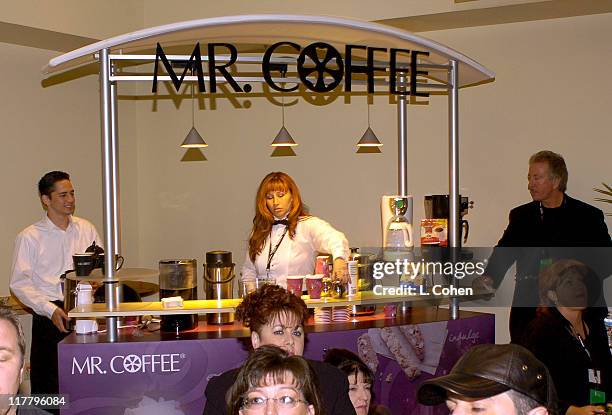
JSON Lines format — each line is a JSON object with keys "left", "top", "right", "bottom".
{"left": 474, "top": 151, "right": 611, "bottom": 342}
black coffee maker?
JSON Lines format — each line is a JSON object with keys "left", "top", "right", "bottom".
{"left": 424, "top": 194, "right": 473, "bottom": 245}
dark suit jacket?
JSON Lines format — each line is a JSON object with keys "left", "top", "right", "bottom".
{"left": 484, "top": 194, "right": 611, "bottom": 340}
{"left": 202, "top": 359, "right": 357, "bottom": 415}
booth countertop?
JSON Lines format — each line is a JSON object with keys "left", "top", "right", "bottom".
{"left": 68, "top": 290, "right": 481, "bottom": 318}
{"left": 61, "top": 307, "right": 491, "bottom": 344}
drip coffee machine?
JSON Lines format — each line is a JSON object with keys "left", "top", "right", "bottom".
{"left": 424, "top": 194, "right": 473, "bottom": 246}
{"left": 159, "top": 259, "right": 198, "bottom": 332}
{"left": 381, "top": 195, "right": 414, "bottom": 249}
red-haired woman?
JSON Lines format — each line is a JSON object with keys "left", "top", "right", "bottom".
{"left": 241, "top": 172, "right": 349, "bottom": 288}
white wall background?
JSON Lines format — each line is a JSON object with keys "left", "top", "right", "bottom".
{"left": 1, "top": 7, "right": 610, "bottom": 346}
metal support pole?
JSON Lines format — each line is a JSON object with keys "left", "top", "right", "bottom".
{"left": 110, "top": 64, "right": 121, "bottom": 256}
{"left": 448, "top": 60, "right": 460, "bottom": 320}
{"left": 100, "top": 48, "right": 119, "bottom": 341}
{"left": 397, "top": 73, "right": 408, "bottom": 196}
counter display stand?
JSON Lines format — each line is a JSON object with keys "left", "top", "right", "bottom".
{"left": 60, "top": 294, "right": 494, "bottom": 415}
{"left": 44, "top": 14, "right": 497, "bottom": 414}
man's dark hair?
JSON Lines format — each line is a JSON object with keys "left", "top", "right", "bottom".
{"left": 38, "top": 171, "right": 70, "bottom": 197}
{"left": 0, "top": 307, "right": 26, "bottom": 368}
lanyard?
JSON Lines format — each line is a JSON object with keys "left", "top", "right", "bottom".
{"left": 567, "top": 321, "right": 592, "bottom": 361}
{"left": 266, "top": 225, "right": 288, "bottom": 276}
{"left": 539, "top": 194, "right": 566, "bottom": 222}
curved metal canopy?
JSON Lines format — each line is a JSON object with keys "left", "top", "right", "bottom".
{"left": 43, "top": 14, "right": 494, "bottom": 88}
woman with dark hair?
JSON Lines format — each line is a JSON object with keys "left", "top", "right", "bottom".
{"left": 241, "top": 172, "right": 349, "bottom": 287}
{"left": 324, "top": 349, "right": 372, "bottom": 415}
{"left": 227, "top": 345, "right": 323, "bottom": 415}
{"left": 203, "top": 285, "right": 356, "bottom": 415}
{"left": 324, "top": 349, "right": 390, "bottom": 415}
{"left": 521, "top": 259, "right": 612, "bottom": 415}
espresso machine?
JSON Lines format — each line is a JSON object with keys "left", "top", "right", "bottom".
{"left": 424, "top": 194, "right": 473, "bottom": 246}
{"left": 204, "top": 251, "right": 235, "bottom": 325}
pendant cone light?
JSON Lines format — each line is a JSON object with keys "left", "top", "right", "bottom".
{"left": 181, "top": 72, "right": 208, "bottom": 148}
{"left": 357, "top": 101, "right": 383, "bottom": 148}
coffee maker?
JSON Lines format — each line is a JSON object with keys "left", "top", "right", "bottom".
{"left": 424, "top": 194, "right": 473, "bottom": 245}
{"left": 159, "top": 259, "right": 198, "bottom": 332}
{"left": 381, "top": 195, "right": 414, "bottom": 249}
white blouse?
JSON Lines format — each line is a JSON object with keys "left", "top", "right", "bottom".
{"left": 241, "top": 216, "right": 349, "bottom": 288}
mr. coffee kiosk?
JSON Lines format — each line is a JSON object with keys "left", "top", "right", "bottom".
{"left": 43, "top": 15, "right": 496, "bottom": 414}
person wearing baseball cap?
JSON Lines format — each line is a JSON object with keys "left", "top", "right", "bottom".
{"left": 417, "top": 343, "right": 557, "bottom": 415}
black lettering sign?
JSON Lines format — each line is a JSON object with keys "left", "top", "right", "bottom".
{"left": 152, "top": 43, "right": 205, "bottom": 93}
{"left": 389, "top": 48, "right": 411, "bottom": 96}
{"left": 262, "top": 42, "right": 301, "bottom": 92}
{"left": 367, "top": 47, "right": 387, "bottom": 94}
{"left": 207, "top": 43, "right": 241, "bottom": 93}
{"left": 297, "top": 42, "right": 344, "bottom": 93}
{"left": 410, "top": 50, "right": 429, "bottom": 97}
{"left": 344, "top": 45, "right": 367, "bottom": 93}
{"left": 151, "top": 41, "right": 433, "bottom": 97}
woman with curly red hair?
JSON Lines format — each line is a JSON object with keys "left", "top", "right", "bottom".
{"left": 203, "top": 285, "right": 356, "bottom": 415}
{"left": 241, "top": 172, "right": 349, "bottom": 287}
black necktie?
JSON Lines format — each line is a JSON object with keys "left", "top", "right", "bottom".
{"left": 273, "top": 219, "right": 289, "bottom": 226}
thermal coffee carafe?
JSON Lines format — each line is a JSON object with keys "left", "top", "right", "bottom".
{"left": 204, "top": 251, "right": 235, "bottom": 325}
{"left": 159, "top": 259, "right": 198, "bottom": 332}
{"left": 424, "top": 194, "right": 473, "bottom": 245}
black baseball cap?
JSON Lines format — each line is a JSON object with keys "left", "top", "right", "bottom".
{"left": 418, "top": 344, "right": 554, "bottom": 407}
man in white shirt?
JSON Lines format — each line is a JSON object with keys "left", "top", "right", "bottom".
{"left": 9, "top": 171, "right": 101, "bottom": 402}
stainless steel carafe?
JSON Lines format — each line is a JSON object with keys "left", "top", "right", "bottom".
{"left": 61, "top": 273, "right": 78, "bottom": 331}
{"left": 204, "top": 251, "right": 235, "bottom": 324}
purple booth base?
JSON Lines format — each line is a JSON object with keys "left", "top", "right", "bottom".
{"left": 59, "top": 313, "right": 494, "bottom": 415}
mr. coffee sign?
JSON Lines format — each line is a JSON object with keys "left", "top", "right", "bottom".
{"left": 152, "top": 42, "right": 430, "bottom": 96}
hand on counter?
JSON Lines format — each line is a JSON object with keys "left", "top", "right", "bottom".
{"left": 52, "top": 307, "right": 71, "bottom": 333}
{"left": 333, "top": 258, "right": 348, "bottom": 284}
{"left": 471, "top": 275, "right": 495, "bottom": 299}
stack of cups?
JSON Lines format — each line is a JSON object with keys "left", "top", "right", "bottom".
{"left": 332, "top": 306, "right": 350, "bottom": 322}
{"left": 75, "top": 282, "right": 98, "bottom": 334}
{"left": 314, "top": 307, "right": 332, "bottom": 324}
